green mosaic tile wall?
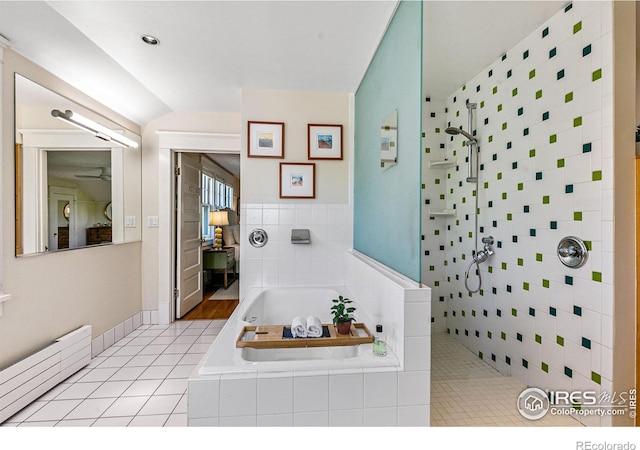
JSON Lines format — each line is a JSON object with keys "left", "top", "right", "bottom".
{"left": 422, "top": 1, "right": 614, "bottom": 412}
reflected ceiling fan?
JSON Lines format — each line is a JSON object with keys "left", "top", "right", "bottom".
{"left": 74, "top": 167, "right": 111, "bottom": 181}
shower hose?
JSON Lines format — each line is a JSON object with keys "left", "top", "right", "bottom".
{"left": 464, "top": 259, "right": 482, "bottom": 293}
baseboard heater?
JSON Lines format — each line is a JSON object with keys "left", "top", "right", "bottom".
{"left": 0, "top": 325, "right": 92, "bottom": 423}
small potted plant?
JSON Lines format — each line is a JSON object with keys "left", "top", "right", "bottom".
{"left": 331, "top": 295, "right": 356, "bottom": 335}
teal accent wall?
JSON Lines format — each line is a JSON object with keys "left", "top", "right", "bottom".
{"left": 354, "top": 0, "right": 423, "bottom": 282}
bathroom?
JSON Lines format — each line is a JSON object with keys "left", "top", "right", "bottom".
{"left": 0, "top": 0, "right": 636, "bottom": 441}
{"left": 422, "top": 0, "right": 636, "bottom": 428}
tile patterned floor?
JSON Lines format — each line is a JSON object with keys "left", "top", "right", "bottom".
{"left": 430, "top": 333, "right": 582, "bottom": 427}
{"left": 3, "top": 323, "right": 583, "bottom": 428}
{"left": 2, "top": 319, "right": 225, "bottom": 427}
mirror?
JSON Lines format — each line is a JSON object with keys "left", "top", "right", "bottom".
{"left": 104, "top": 202, "right": 112, "bottom": 221}
{"left": 380, "top": 110, "right": 398, "bottom": 171}
{"left": 14, "top": 74, "right": 142, "bottom": 256}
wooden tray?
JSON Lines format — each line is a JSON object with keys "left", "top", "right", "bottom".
{"left": 236, "top": 323, "right": 373, "bottom": 349}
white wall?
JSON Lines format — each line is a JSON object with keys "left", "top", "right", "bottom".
{"left": 241, "top": 88, "right": 350, "bottom": 205}
{"left": 0, "top": 50, "right": 142, "bottom": 368}
{"left": 140, "top": 111, "right": 241, "bottom": 314}
{"left": 239, "top": 89, "right": 352, "bottom": 300}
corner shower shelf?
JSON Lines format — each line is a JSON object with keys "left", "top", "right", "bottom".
{"left": 428, "top": 158, "right": 456, "bottom": 169}
{"left": 429, "top": 209, "right": 456, "bottom": 217}
{"left": 235, "top": 323, "right": 374, "bottom": 349}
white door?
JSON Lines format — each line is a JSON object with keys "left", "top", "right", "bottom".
{"left": 175, "top": 153, "right": 203, "bottom": 318}
{"left": 48, "top": 192, "right": 75, "bottom": 251}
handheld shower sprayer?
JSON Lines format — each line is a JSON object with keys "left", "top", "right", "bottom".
{"left": 465, "top": 235, "right": 495, "bottom": 293}
{"left": 444, "top": 126, "right": 476, "bottom": 143}
{"left": 446, "top": 102, "right": 490, "bottom": 294}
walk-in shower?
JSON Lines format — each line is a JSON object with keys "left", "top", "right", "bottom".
{"left": 445, "top": 102, "right": 494, "bottom": 293}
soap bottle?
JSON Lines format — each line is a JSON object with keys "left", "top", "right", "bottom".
{"left": 373, "top": 324, "right": 387, "bottom": 356}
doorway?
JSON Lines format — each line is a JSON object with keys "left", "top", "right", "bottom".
{"left": 173, "top": 151, "right": 240, "bottom": 321}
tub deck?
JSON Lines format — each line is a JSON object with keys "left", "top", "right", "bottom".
{"left": 194, "top": 286, "right": 400, "bottom": 375}
{"left": 235, "top": 322, "right": 374, "bottom": 349}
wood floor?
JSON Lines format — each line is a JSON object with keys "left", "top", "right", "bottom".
{"left": 179, "top": 285, "right": 239, "bottom": 321}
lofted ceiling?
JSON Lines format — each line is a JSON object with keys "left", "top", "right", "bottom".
{"left": 0, "top": 0, "right": 399, "bottom": 125}
{"left": 1, "top": 1, "right": 569, "bottom": 128}
{"left": 423, "top": 1, "right": 566, "bottom": 100}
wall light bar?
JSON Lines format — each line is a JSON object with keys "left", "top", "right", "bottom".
{"left": 51, "top": 109, "right": 138, "bottom": 148}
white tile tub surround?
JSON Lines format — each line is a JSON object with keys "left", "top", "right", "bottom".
{"left": 188, "top": 250, "right": 431, "bottom": 426}
{"left": 240, "top": 203, "right": 353, "bottom": 301}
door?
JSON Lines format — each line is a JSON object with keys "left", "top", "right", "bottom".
{"left": 48, "top": 191, "right": 75, "bottom": 251}
{"left": 175, "top": 153, "right": 203, "bottom": 318}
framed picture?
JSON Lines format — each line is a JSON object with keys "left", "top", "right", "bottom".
{"left": 308, "top": 124, "right": 343, "bottom": 160}
{"left": 248, "top": 121, "right": 285, "bottom": 158}
{"left": 280, "top": 163, "right": 316, "bottom": 199}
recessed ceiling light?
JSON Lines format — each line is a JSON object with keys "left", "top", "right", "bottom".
{"left": 141, "top": 35, "right": 160, "bottom": 46}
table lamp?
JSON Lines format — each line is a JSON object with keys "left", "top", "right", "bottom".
{"left": 209, "top": 210, "right": 229, "bottom": 249}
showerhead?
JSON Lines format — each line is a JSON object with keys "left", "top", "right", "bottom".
{"left": 445, "top": 126, "right": 476, "bottom": 142}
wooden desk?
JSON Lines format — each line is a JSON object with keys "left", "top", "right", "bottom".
{"left": 86, "top": 227, "right": 112, "bottom": 245}
{"left": 203, "top": 247, "right": 236, "bottom": 289}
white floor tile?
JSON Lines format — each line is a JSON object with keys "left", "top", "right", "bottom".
{"left": 53, "top": 381, "right": 102, "bottom": 400}
{"left": 76, "top": 367, "right": 119, "bottom": 383}
{"left": 152, "top": 336, "right": 179, "bottom": 345}
{"left": 109, "top": 366, "right": 147, "bottom": 381}
{"left": 155, "top": 379, "right": 188, "bottom": 395}
{"left": 18, "top": 420, "right": 59, "bottom": 427}
{"left": 188, "top": 343, "right": 212, "bottom": 353}
{"left": 139, "top": 365, "right": 174, "bottom": 380}
{"left": 137, "top": 394, "right": 182, "bottom": 416}
{"left": 39, "top": 382, "right": 71, "bottom": 401}
{"left": 24, "top": 400, "right": 82, "bottom": 422}
{"left": 55, "top": 418, "right": 96, "bottom": 427}
{"left": 92, "top": 416, "right": 134, "bottom": 427}
{"left": 162, "top": 343, "right": 192, "bottom": 354}
{"left": 3, "top": 401, "right": 47, "bottom": 423}
{"left": 111, "top": 346, "right": 143, "bottom": 357}
{"left": 178, "top": 353, "right": 205, "bottom": 365}
{"left": 152, "top": 354, "right": 183, "bottom": 366}
{"left": 121, "top": 379, "right": 163, "bottom": 397}
{"left": 96, "top": 355, "right": 134, "bottom": 368}
{"left": 101, "top": 396, "right": 149, "bottom": 418}
{"left": 128, "top": 414, "right": 169, "bottom": 426}
{"left": 165, "top": 413, "right": 187, "bottom": 427}
{"left": 125, "top": 354, "right": 159, "bottom": 367}
{"left": 65, "top": 398, "right": 116, "bottom": 420}
{"left": 167, "top": 365, "right": 196, "bottom": 379}
{"left": 2, "top": 318, "right": 227, "bottom": 428}
{"left": 138, "top": 344, "right": 169, "bottom": 355}
{"left": 127, "top": 338, "right": 155, "bottom": 347}
{"left": 88, "top": 381, "right": 133, "bottom": 398}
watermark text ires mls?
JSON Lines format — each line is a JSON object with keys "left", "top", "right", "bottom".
{"left": 517, "top": 387, "right": 637, "bottom": 420}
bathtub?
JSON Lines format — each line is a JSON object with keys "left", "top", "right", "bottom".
{"left": 196, "top": 286, "right": 399, "bottom": 375}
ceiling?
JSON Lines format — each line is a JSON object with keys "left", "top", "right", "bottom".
{"left": 423, "top": 1, "right": 566, "bottom": 100}
{"left": 0, "top": 1, "right": 568, "bottom": 128}
{"left": 47, "top": 151, "right": 112, "bottom": 202}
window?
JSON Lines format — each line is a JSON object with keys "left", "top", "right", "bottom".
{"left": 214, "top": 179, "right": 225, "bottom": 209}
{"left": 202, "top": 174, "right": 214, "bottom": 239}
{"left": 225, "top": 185, "right": 234, "bottom": 210}
{"left": 202, "top": 173, "right": 235, "bottom": 239}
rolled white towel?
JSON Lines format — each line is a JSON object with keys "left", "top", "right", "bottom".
{"left": 306, "top": 316, "right": 322, "bottom": 338}
{"left": 291, "top": 316, "right": 307, "bottom": 338}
